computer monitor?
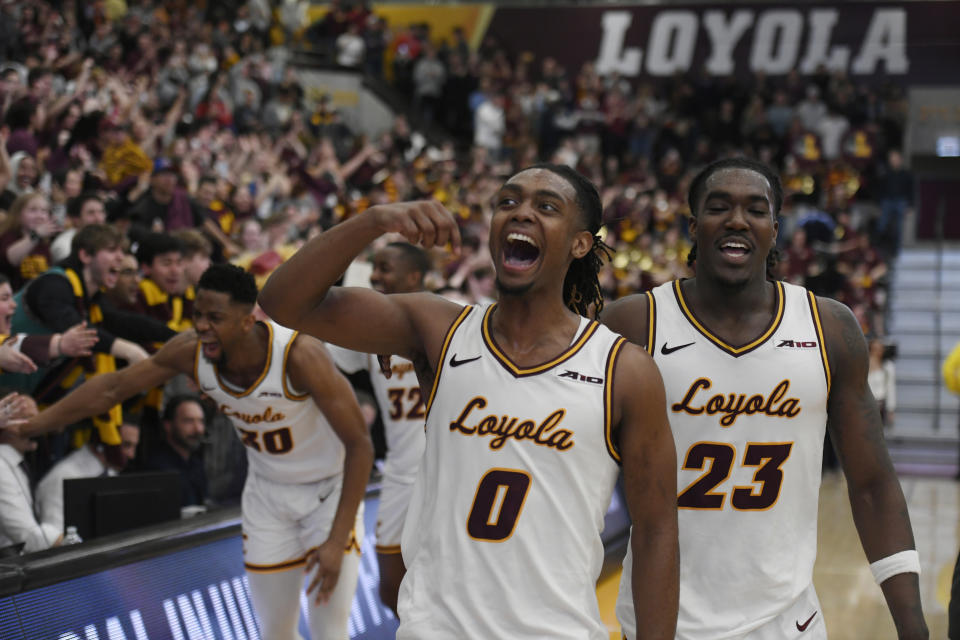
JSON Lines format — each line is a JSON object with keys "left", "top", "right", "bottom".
{"left": 63, "top": 471, "right": 182, "bottom": 541}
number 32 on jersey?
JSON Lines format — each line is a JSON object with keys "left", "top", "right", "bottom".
{"left": 678, "top": 441, "right": 793, "bottom": 510}
{"left": 387, "top": 386, "right": 426, "bottom": 421}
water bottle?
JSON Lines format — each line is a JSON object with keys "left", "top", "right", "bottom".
{"left": 62, "top": 526, "right": 83, "bottom": 545}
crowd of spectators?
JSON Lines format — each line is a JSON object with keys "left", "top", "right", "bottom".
{"left": 0, "top": 0, "right": 909, "bottom": 552}
{"left": 303, "top": 2, "right": 912, "bottom": 334}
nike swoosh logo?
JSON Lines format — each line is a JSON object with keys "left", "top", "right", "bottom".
{"left": 796, "top": 610, "right": 817, "bottom": 631}
{"left": 449, "top": 354, "right": 481, "bottom": 367}
{"left": 660, "top": 341, "right": 695, "bottom": 355}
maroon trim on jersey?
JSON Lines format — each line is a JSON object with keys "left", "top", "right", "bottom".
{"left": 645, "top": 290, "right": 656, "bottom": 355}
{"left": 604, "top": 336, "right": 627, "bottom": 465}
{"left": 481, "top": 303, "right": 600, "bottom": 378}
{"left": 672, "top": 280, "right": 785, "bottom": 358}
{"left": 806, "top": 291, "right": 832, "bottom": 393}
{"left": 214, "top": 321, "right": 275, "bottom": 397}
{"left": 424, "top": 305, "right": 474, "bottom": 422}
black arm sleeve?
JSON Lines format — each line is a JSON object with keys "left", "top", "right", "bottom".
{"left": 190, "top": 199, "right": 205, "bottom": 228}
{"left": 25, "top": 273, "right": 117, "bottom": 353}
{"left": 19, "top": 334, "right": 53, "bottom": 365}
{"left": 25, "top": 274, "right": 83, "bottom": 331}
{"left": 99, "top": 301, "right": 177, "bottom": 344}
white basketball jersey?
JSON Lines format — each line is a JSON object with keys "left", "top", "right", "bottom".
{"left": 194, "top": 321, "right": 345, "bottom": 484}
{"left": 326, "top": 346, "right": 426, "bottom": 484}
{"left": 616, "top": 280, "right": 830, "bottom": 639}
{"left": 397, "top": 303, "right": 623, "bottom": 640}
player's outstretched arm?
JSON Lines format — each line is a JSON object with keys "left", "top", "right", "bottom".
{"left": 259, "top": 201, "right": 462, "bottom": 363}
{"left": 819, "top": 297, "right": 928, "bottom": 639}
{"left": 289, "top": 335, "right": 374, "bottom": 603}
{"left": 20, "top": 332, "right": 197, "bottom": 438}
{"left": 616, "top": 342, "right": 679, "bottom": 639}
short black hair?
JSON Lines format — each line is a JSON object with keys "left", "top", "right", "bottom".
{"left": 198, "top": 263, "right": 258, "bottom": 307}
{"left": 385, "top": 242, "right": 430, "bottom": 279}
{"left": 66, "top": 192, "right": 102, "bottom": 219}
{"left": 4, "top": 97, "right": 35, "bottom": 130}
{"left": 687, "top": 157, "right": 783, "bottom": 217}
{"left": 27, "top": 67, "right": 52, "bottom": 87}
{"left": 52, "top": 167, "right": 72, "bottom": 188}
{"left": 136, "top": 232, "right": 184, "bottom": 266}
{"left": 162, "top": 394, "right": 205, "bottom": 423}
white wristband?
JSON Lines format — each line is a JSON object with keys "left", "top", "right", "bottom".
{"left": 869, "top": 549, "right": 921, "bottom": 585}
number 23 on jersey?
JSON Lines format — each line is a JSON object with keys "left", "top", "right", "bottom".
{"left": 678, "top": 441, "right": 793, "bottom": 510}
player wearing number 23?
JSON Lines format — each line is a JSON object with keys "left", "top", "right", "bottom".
{"left": 19, "top": 264, "right": 374, "bottom": 640}
{"left": 260, "top": 164, "right": 679, "bottom": 639}
{"left": 604, "top": 158, "right": 927, "bottom": 639}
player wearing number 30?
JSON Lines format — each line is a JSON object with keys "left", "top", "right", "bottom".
{"left": 604, "top": 158, "right": 927, "bottom": 639}
{"left": 19, "top": 264, "right": 374, "bottom": 640}
{"left": 260, "top": 164, "right": 679, "bottom": 639}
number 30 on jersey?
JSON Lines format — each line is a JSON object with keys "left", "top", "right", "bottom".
{"left": 236, "top": 426, "right": 294, "bottom": 454}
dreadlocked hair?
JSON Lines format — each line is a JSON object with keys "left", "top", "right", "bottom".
{"left": 686, "top": 157, "right": 785, "bottom": 280}
{"left": 564, "top": 235, "right": 614, "bottom": 316}
{"left": 519, "top": 163, "right": 609, "bottom": 318}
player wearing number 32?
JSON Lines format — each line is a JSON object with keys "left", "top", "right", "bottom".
{"left": 325, "top": 242, "right": 434, "bottom": 616}
{"left": 18, "top": 264, "right": 374, "bottom": 640}
{"left": 259, "top": 164, "right": 679, "bottom": 639}
{"left": 604, "top": 158, "right": 927, "bottom": 639}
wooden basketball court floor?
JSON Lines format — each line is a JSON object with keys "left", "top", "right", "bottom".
{"left": 595, "top": 471, "right": 956, "bottom": 638}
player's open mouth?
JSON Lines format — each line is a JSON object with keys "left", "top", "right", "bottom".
{"left": 502, "top": 232, "right": 540, "bottom": 271}
{"left": 201, "top": 341, "right": 220, "bottom": 358}
{"left": 718, "top": 238, "right": 751, "bottom": 264}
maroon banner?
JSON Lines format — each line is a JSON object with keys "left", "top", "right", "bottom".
{"left": 484, "top": 2, "right": 960, "bottom": 84}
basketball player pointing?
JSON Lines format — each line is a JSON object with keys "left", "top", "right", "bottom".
{"left": 605, "top": 158, "right": 927, "bottom": 639}
{"left": 20, "top": 264, "right": 373, "bottom": 640}
{"left": 260, "top": 164, "right": 679, "bottom": 639}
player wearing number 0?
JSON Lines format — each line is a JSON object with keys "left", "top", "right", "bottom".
{"left": 603, "top": 158, "right": 927, "bottom": 639}
{"left": 259, "top": 163, "right": 679, "bottom": 639}
{"left": 326, "top": 242, "right": 433, "bottom": 615}
{"left": 19, "top": 264, "right": 373, "bottom": 640}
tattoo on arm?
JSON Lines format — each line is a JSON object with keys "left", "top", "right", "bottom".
{"left": 822, "top": 299, "right": 888, "bottom": 467}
